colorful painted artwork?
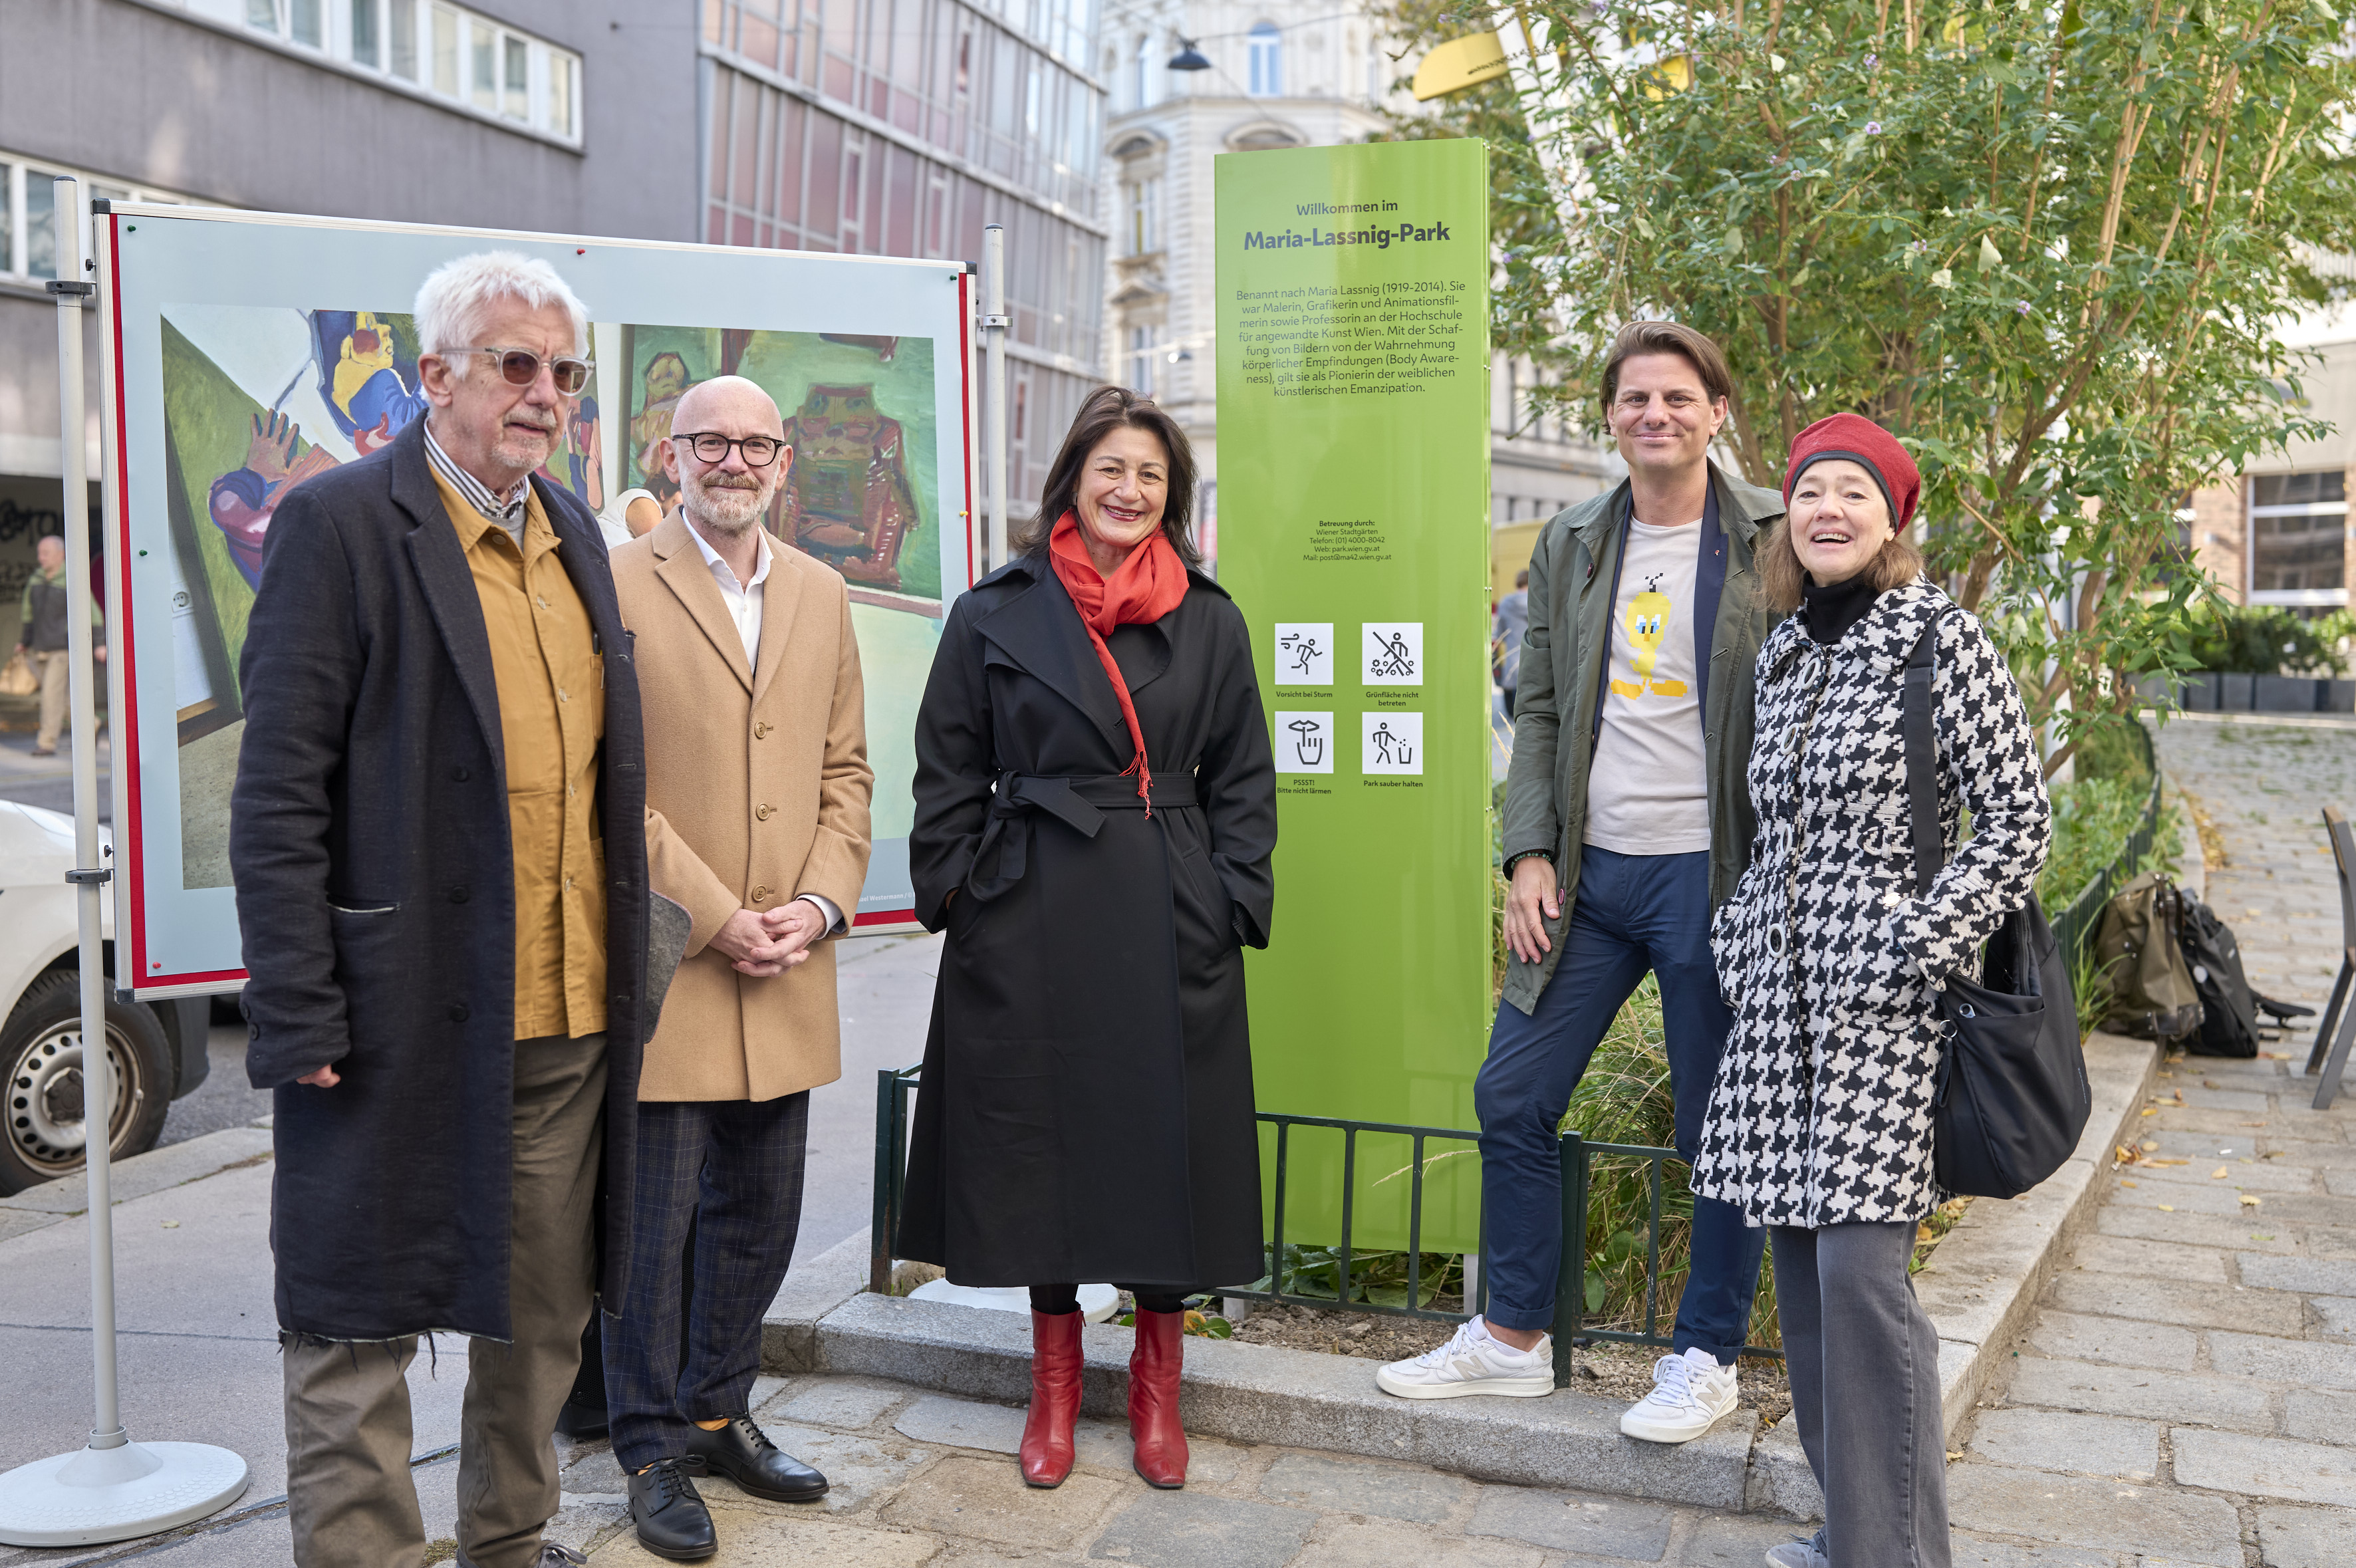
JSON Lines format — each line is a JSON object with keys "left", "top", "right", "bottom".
{"left": 156, "top": 303, "right": 604, "bottom": 888}
{"left": 622, "top": 327, "right": 942, "bottom": 608}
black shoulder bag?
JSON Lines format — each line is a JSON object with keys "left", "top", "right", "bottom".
{"left": 1902, "top": 620, "right": 2092, "bottom": 1200}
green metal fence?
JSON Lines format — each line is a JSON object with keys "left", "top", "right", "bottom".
{"left": 2049, "top": 731, "right": 2167, "bottom": 966}
{"left": 868, "top": 1067, "right": 1777, "bottom": 1389}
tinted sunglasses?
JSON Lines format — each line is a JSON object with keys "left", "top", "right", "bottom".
{"left": 449, "top": 346, "right": 594, "bottom": 396}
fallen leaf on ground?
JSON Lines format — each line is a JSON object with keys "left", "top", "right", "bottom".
{"left": 2241, "top": 1120, "right": 2268, "bottom": 1126}
{"left": 2142, "top": 1108, "right": 2159, "bottom": 1117}
{"left": 2147, "top": 1158, "right": 2190, "bottom": 1166}
{"left": 2121, "top": 1180, "right": 2139, "bottom": 1188}
{"left": 2241, "top": 1194, "right": 2262, "bottom": 1207}
{"left": 2142, "top": 1140, "right": 2160, "bottom": 1152}
{"left": 2158, "top": 1204, "right": 2176, "bottom": 1212}
{"left": 2205, "top": 1080, "right": 2222, "bottom": 1089}
{"left": 2212, "top": 1166, "right": 2230, "bottom": 1178}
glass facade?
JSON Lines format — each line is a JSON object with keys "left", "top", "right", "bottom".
{"left": 702, "top": 0, "right": 1109, "bottom": 519}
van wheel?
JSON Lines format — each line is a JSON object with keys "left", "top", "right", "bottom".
{"left": 0, "top": 970, "right": 173, "bottom": 1196}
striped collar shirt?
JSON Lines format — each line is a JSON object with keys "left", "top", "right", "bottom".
{"left": 424, "top": 426, "right": 531, "bottom": 546}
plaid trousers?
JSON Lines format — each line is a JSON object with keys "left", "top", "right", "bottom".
{"left": 604, "top": 1091, "right": 809, "bottom": 1472}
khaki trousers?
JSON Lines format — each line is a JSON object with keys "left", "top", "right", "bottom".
{"left": 31, "top": 648, "right": 68, "bottom": 751}
{"left": 281, "top": 1033, "right": 608, "bottom": 1568}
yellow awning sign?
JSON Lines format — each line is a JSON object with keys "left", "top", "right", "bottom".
{"left": 1412, "top": 31, "right": 1511, "bottom": 100}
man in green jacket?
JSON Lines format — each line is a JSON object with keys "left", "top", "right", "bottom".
{"left": 1378, "top": 323, "right": 1784, "bottom": 1442}
{"left": 15, "top": 533, "right": 104, "bottom": 757}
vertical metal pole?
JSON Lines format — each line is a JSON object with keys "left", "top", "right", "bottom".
{"left": 1552, "top": 1131, "right": 1583, "bottom": 1388}
{"left": 980, "top": 223, "right": 1009, "bottom": 573}
{"left": 51, "top": 177, "right": 122, "bottom": 1451}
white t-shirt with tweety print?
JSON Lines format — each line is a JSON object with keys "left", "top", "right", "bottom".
{"left": 1585, "top": 517, "right": 1710, "bottom": 856}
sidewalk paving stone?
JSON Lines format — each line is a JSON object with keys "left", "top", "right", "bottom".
{"left": 2207, "top": 1329, "right": 2356, "bottom": 1386}
{"left": 1255, "top": 1451, "right": 1472, "bottom": 1524}
{"left": 1999, "top": 1355, "right": 2277, "bottom": 1430}
{"left": 877, "top": 1454, "right": 1125, "bottom": 1550}
{"left": 1283, "top": 1514, "right": 1542, "bottom": 1568}
{"left": 1084, "top": 1491, "right": 1315, "bottom": 1568}
{"left": 2020, "top": 1311, "right": 2200, "bottom": 1369}
{"left": 2061, "top": 1234, "right": 2228, "bottom": 1282}
{"left": 2044, "top": 1272, "right": 2304, "bottom": 1333}
{"left": 767, "top": 1376, "right": 910, "bottom": 1431}
{"left": 2233, "top": 1251, "right": 2356, "bottom": 1293}
{"left": 2093, "top": 1204, "right": 2305, "bottom": 1253}
{"left": 2280, "top": 1386, "right": 2356, "bottom": 1445}
{"left": 1939, "top": 1466, "right": 2243, "bottom": 1565}
{"left": 589, "top": 1507, "right": 941, "bottom": 1566}
{"left": 2308, "top": 1295, "right": 2356, "bottom": 1339}
{"left": 1463, "top": 1486, "right": 1673, "bottom": 1558}
{"left": 2253, "top": 1501, "right": 2356, "bottom": 1567}
{"left": 1965, "top": 1409, "right": 2160, "bottom": 1481}
{"left": 2169, "top": 1428, "right": 2356, "bottom": 1507}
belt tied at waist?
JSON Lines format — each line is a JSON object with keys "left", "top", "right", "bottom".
{"left": 966, "top": 771, "right": 1200, "bottom": 903}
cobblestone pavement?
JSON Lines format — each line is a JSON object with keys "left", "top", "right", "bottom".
{"left": 543, "top": 1372, "right": 2036, "bottom": 1568}
{"left": 1923, "top": 716, "right": 2356, "bottom": 1568}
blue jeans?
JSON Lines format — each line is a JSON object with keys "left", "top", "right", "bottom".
{"left": 1475, "top": 845, "right": 1767, "bottom": 1363}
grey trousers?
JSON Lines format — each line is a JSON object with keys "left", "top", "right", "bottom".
{"left": 281, "top": 1033, "right": 608, "bottom": 1568}
{"left": 1770, "top": 1220, "right": 1952, "bottom": 1568}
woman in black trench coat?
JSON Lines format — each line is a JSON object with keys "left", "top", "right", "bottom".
{"left": 900, "top": 386, "right": 1277, "bottom": 1494}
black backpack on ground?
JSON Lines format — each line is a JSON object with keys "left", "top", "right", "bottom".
{"left": 1902, "top": 621, "right": 2093, "bottom": 1200}
{"left": 2178, "top": 897, "right": 2260, "bottom": 1057}
{"left": 2174, "top": 896, "right": 2313, "bottom": 1056}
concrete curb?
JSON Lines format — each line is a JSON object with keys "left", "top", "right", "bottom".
{"left": 762, "top": 1033, "right": 2161, "bottom": 1519}
{"left": 0, "top": 1122, "right": 274, "bottom": 1237}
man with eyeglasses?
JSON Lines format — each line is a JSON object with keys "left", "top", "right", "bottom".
{"left": 602, "top": 374, "right": 872, "bottom": 1561}
{"left": 1375, "top": 321, "right": 1784, "bottom": 1446}
{"left": 233, "top": 251, "right": 648, "bottom": 1568}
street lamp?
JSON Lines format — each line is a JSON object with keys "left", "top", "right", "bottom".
{"left": 1167, "top": 38, "right": 1210, "bottom": 70}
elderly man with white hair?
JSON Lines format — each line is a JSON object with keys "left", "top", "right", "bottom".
{"left": 231, "top": 250, "right": 654, "bottom": 1568}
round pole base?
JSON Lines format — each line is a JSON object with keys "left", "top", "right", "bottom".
{"left": 0, "top": 1440, "right": 249, "bottom": 1547}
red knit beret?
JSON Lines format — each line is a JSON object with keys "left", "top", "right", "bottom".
{"left": 1783, "top": 412, "right": 1922, "bottom": 533}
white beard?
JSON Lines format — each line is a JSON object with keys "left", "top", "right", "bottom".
{"left": 682, "top": 466, "right": 775, "bottom": 535}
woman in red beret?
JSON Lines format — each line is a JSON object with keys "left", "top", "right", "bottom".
{"left": 1691, "top": 413, "right": 2051, "bottom": 1568}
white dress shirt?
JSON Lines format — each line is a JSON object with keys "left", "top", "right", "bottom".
{"left": 682, "top": 517, "right": 844, "bottom": 936}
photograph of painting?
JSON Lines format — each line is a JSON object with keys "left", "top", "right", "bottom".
{"left": 156, "top": 304, "right": 601, "bottom": 889}
{"left": 620, "top": 327, "right": 942, "bottom": 609}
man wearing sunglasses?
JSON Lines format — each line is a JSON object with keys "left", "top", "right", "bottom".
{"left": 233, "top": 250, "right": 650, "bottom": 1568}
{"left": 604, "top": 374, "right": 873, "bottom": 1561}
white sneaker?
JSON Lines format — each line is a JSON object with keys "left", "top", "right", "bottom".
{"left": 1618, "top": 1347, "right": 1739, "bottom": 1442}
{"left": 1374, "top": 1317, "right": 1554, "bottom": 1399}
{"left": 1762, "top": 1529, "right": 1828, "bottom": 1567}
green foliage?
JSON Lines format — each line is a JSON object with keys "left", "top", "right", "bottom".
{"left": 1382, "top": 0, "right": 2356, "bottom": 780}
{"left": 1244, "top": 1245, "right": 1467, "bottom": 1311}
{"left": 2186, "top": 603, "right": 2351, "bottom": 674}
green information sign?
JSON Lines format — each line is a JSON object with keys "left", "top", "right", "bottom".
{"left": 1216, "top": 139, "right": 1494, "bottom": 1267}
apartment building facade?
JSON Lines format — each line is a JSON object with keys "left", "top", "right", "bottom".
{"left": 0, "top": 0, "right": 1106, "bottom": 602}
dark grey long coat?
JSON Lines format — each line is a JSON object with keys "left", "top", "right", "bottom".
{"left": 898, "top": 556, "right": 1277, "bottom": 1289}
{"left": 231, "top": 416, "right": 649, "bottom": 1343}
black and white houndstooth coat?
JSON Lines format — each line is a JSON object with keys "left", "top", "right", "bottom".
{"left": 1690, "top": 581, "right": 2051, "bottom": 1229}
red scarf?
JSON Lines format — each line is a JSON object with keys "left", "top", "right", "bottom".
{"left": 1048, "top": 511, "right": 1189, "bottom": 809}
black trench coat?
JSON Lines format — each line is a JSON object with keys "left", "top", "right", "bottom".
{"left": 898, "top": 555, "right": 1276, "bottom": 1289}
{"left": 231, "top": 417, "right": 648, "bottom": 1343}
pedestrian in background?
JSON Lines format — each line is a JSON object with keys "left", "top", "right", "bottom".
{"left": 14, "top": 533, "right": 104, "bottom": 757}
{"left": 231, "top": 251, "right": 650, "bottom": 1568}
{"left": 1494, "top": 567, "right": 1527, "bottom": 720}
{"left": 1694, "top": 413, "right": 2051, "bottom": 1568}
{"left": 1380, "top": 323, "right": 1781, "bottom": 1446}
{"left": 900, "top": 386, "right": 1277, "bottom": 1492}
{"left": 603, "top": 375, "right": 873, "bottom": 1561}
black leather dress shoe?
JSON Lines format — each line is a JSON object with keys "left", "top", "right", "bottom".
{"left": 627, "top": 1457, "right": 718, "bottom": 1561}
{"left": 682, "top": 1414, "right": 830, "bottom": 1503}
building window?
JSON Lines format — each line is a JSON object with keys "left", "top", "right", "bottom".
{"left": 1124, "top": 177, "right": 1158, "bottom": 255}
{"left": 1128, "top": 325, "right": 1159, "bottom": 396}
{"left": 1134, "top": 35, "right": 1153, "bottom": 110}
{"left": 2249, "top": 471, "right": 2349, "bottom": 606}
{"left": 1249, "top": 23, "right": 1282, "bottom": 96}
{"left": 243, "top": 0, "right": 579, "bottom": 143}
{"left": 0, "top": 156, "right": 196, "bottom": 281}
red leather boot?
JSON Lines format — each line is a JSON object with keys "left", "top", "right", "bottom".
{"left": 1019, "top": 1310, "right": 1083, "bottom": 1488}
{"left": 1128, "top": 1309, "right": 1189, "bottom": 1489}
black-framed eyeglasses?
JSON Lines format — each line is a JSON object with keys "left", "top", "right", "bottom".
{"left": 673, "top": 432, "right": 787, "bottom": 467}
{"left": 448, "top": 346, "right": 594, "bottom": 396}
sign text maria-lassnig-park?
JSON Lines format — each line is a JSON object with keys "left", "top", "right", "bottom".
{"left": 1216, "top": 140, "right": 1492, "bottom": 1281}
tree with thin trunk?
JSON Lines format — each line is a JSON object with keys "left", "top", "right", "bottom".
{"left": 1382, "top": 0, "right": 2356, "bottom": 775}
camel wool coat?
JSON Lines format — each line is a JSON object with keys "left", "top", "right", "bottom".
{"left": 611, "top": 515, "right": 874, "bottom": 1103}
